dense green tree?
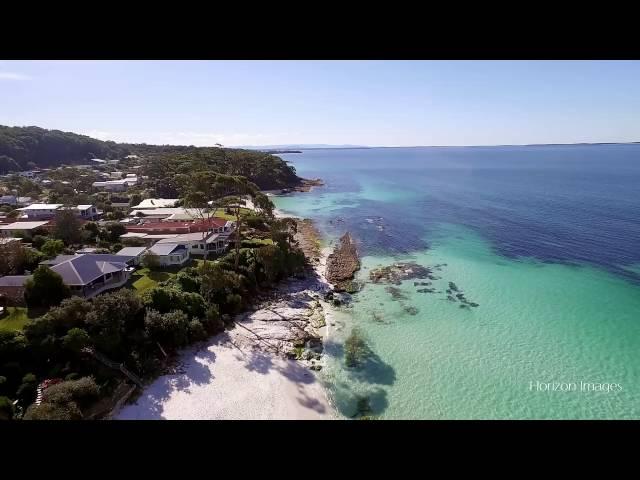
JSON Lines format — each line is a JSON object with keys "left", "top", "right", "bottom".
{"left": 0, "top": 396, "right": 15, "bottom": 420}
{"left": 0, "top": 240, "right": 27, "bottom": 275}
{"left": 142, "top": 287, "right": 206, "bottom": 318}
{"left": 41, "top": 239, "right": 65, "bottom": 257}
{"left": 53, "top": 209, "right": 81, "bottom": 245}
{"left": 62, "top": 328, "right": 91, "bottom": 353}
{"left": 128, "top": 193, "right": 142, "bottom": 207}
{"left": 24, "top": 266, "right": 70, "bottom": 308}
{"left": 84, "top": 289, "right": 144, "bottom": 355}
{"left": 144, "top": 309, "right": 190, "bottom": 349}
{"left": 141, "top": 251, "right": 160, "bottom": 269}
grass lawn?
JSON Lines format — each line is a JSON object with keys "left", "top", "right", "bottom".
{"left": 128, "top": 267, "right": 178, "bottom": 294}
{"left": 211, "top": 207, "right": 251, "bottom": 221}
{"left": 0, "top": 307, "right": 31, "bottom": 332}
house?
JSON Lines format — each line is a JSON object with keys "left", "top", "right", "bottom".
{"left": 0, "top": 275, "right": 31, "bottom": 305}
{"left": 41, "top": 254, "right": 136, "bottom": 298}
{"left": 115, "top": 246, "right": 148, "bottom": 265}
{"left": 0, "top": 195, "right": 17, "bottom": 206}
{"left": 0, "top": 253, "right": 136, "bottom": 301}
{"left": 154, "top": 231, "right": 229, "bottom": 256}
{"left": 125, "top": 217, "right": 232, "bottom": 235}
{"left": 74, "top": 205, "right": 100, "bottom": 220}
{"left": 17, "top": 197, "right": 33, "bottom": 207}
{"left": 146, "top": 243, "right": 189, "bottom": 267}
{"left": 0, "top": 237, "right": 23, "bottom": 246}
{"left": 130, "top": 198, "right": 179, "bottom": 209}
{"left": 76, "top": 247, "right": 99, "bottom": 254}
{"left": 92, "top": 177, "right": 138, "bottom": 192}
{"left": 0, "top": 221, "right": 50, "bottom": 237}
{"left": 128, "top": 207, "right": 190, "bottom": 220}
{"left": 16, "top": 203, "right": 63, "bottom": 219}
{"left": 120, "top": 232, "right": 180, "bottom": 246}
{"left": 16, "top": 203, "right": 100, "bottom": 220}
{"left": 18, "top": 170, "right": 39, "bottom": 178}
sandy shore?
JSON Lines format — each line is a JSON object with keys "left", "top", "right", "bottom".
{"left": 116, "top": 220, "right": 339, "bottom": 420}
{"left": 116, "top": 333, "right": 334, "bottom": 420}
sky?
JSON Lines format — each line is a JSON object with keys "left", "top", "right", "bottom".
{"left": 1, "top": 60, "right": 640, "bottom": 147}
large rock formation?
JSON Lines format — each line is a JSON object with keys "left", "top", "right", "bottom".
{"left": 326, "top": 232, "right": 360, "bottom": 292}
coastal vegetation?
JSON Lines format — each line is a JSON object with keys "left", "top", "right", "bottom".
{"left": 0, "top": 125, "right": 303, "bottom": 191}
{"left": 0, "top": 125, "right": 324, "bottom": 419}
{"left": 0, "top": 194, "right": 309, "bottom": 420}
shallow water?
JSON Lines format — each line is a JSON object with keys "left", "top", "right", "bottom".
{"left": 273, "top": 145, "right": 640, "bottom": 419}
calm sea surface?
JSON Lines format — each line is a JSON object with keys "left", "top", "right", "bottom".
{"left": 273, "top": 145, "right": 640, "bottom": 419}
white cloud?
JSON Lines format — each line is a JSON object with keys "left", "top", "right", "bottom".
{"left": 0, "top": 72, "right": 32, "bottom": 81}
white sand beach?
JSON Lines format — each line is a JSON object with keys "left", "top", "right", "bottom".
{"left": 116, "top": 333, "right": 334, "bottom": 420}
{"left": 116, "top": 233, "right": 340, "bottom": 420}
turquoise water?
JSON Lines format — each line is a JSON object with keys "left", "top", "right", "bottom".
{"left": 273, "top": 146, "right": 640, "bottom": 419}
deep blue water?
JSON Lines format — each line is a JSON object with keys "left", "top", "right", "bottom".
{"left": 279, "top": 145, "right": 640, "bottom": 283}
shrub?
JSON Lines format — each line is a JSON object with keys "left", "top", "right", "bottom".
{"left": 15, "top": 373, "right": 37, "bottom": 405}
{"left": 0, "top": 396, "right": 15, "bottom": 420}
{"left": 188, "top": 319, "right": 207, "bottom": 342}
{"left": 23, "top": 400, "right": 82, "bottom": 420}
{"left": 31, "top": 235, "right": 49, "bottom": 250}
{"left": 201, "top": 305, "right": 224, "bottom": 334}
{"left": 24, "top": 377, "right": 99, "bottom": 420}
{"left": 176, "top": 270, "right": 200, "bottom": 293}
{"left": 42, "top": 376, "right": 99, "bottom": 406}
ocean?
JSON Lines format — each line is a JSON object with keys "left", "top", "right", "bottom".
{"left": 272, "top": 145, "right": 640, "bottom": 419}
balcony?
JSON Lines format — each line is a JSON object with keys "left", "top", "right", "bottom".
{"left": 80, "top": 271, "right": 130, "bottom": 298}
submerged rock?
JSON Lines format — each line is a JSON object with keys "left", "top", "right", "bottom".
{"left": 385, "top": 286, "right": 408, "bottom": 300}
{"left": 369, "top": 262, "right": 438, "bottom": 285}
{"left": 326, "top": 232, "right": 360, "bottom": 292}
{"left": 404, "top": 306, "right": 419, "bottom": 316}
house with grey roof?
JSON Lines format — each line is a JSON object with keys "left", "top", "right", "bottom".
{"left": 154, "top": 231, "right": 228, "bottom": 256}
{"left": 115, "top": 246, "right": 148, "bottom": 265}
{"left": 0, "top": 253, "right": 136, "bottom": 302}
{"left": 147, "top": 243, "right": 189, "bottom": 267}
{"left": 0, "top": 221, "right": 50, "bottom": 237}
{"left": 44, "top": 253, "right": 135, "bottom": 298}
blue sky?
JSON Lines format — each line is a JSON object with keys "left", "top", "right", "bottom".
{"left": 1, "top": 60, "right": 640, "bottom": 147}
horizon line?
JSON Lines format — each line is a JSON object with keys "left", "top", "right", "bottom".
{"left": 235, "top": 140, "right": 640, "bottom": 150}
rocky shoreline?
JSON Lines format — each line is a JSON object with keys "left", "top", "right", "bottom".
{"left": 276, "top": 178, "right": 324, "bottom": 194}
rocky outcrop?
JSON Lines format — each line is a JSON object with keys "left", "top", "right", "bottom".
{"left": 369, "top": 262, "right": 439, "bottom": 285}
{"left": 294, "top": 219, "right": 322, "bottom": 265}
{"left": 326, "top": 232, "right": 360, "bottom": 292}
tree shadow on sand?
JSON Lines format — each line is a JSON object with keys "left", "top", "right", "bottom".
{"left": 117, "top": 346, "right": 217, "bottom": 420}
